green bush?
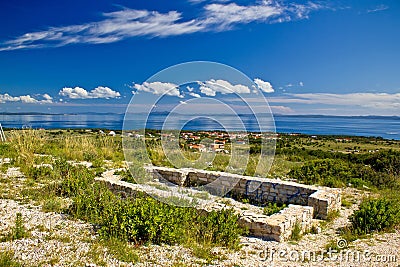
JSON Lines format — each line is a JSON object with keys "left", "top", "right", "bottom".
{"left": 0, "top": 143, "right": 16, "bottom": 159}
{"left": 26, "top": 166, "right": 53, "bottom": 180}
{"left": 0, "top": 251, "right": 21, "bottom": 267}
{"left": 290, "top": 221, "right": 302, "bottom": 241}
{"left": 263, "top": 202, "right": 286, "bottom": 216}
{"left": 289, "top": 159, "right": 350, "bottom": 187}
{"left": 350, "top": 197, "right": 400, "bottom": 235}
{"left": 13, "top": 213, "right": 28, "bottom": 240}
{"left": 116, "top": 169, "right": 138, "bottom": 184}
{"left": 363, "top": 150, "right": 400, "bottom": 176}
{"left": 57, "top": 164, "right": 95, "bottom": 198}
{"left": 64, "top": 171, "right": 244, "bottom": 249}
{"left": 1, "top": 213, "right": 29, "bottom": 242}
{"left": 196, "top": 209, "right": 244, "bottom": 248}
{"left": 289, "top": 158, "right": 399, "bottom": 189}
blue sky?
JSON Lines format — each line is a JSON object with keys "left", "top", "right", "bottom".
{"left": 0, "top": 0, "right": 399, "bottom": 115}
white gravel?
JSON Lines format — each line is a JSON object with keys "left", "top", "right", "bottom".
{"left": 0, "top": 168, "right": 399, "bottom": 267}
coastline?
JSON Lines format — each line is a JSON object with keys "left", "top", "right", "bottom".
{"left": 1, "top": 113, "right": 399, "bottom": 140}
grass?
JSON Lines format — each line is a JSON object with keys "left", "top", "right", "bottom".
{"left": 41, "top": 196, "right": 64, "bottom": 212}
{"left": 0, "top": 213, "right": 30, "bottom": 242}
{"left": 45, "top": 233, "right": 72, "bottom": 243}
{"left": 0, "top": 251, "right": 21, "bottom": 267}
{"left": 263, "top": 202, "right": 287, "bottom": 216}
{"left": 319, "top": 210, "right": 340, "bottom": 229}
{"left": 290, "top": 221, "right": 302, "bottom": 241}
{"left": 2, "top": 129, "right": 400, "bottom": 265}
{"left": 105, "top": 239, "right": 139, "bottom": 263}
{"left": 68, "top": 238, "right": 139, "bottom": 266}
{"left": 326, "top": 210, "right": 340, "bottom": 222}
{"left": 190, "top": 243, "right": 222, "bottom": 264}
{"left": 325, "top": 239, "right": 345, "bottom": 251}
{"left": 341, "top": 198, "right": 353, "bottom": 208}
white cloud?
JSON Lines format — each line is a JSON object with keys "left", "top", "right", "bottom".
{"left": 0, "top": 2, "right": 325, "bottom": 51}
{"left": 254, "top": 78, "right": 274, "bottom": 93}
{"left": 198, "top": 79, "right": 251, "bottom": 96}
{"left": 269, "top": 92, "right": 400, "bottom": 110}
{"left": 199, "top": 85, "right": 216, "bottom": 96}
{"left": 270, "top": 105, "right": 294, "bottom": 114}
{"left": 201, "top": 1, "right": 322, "bottom": 30}
{"left": 0, "top": 93, "right": 20, "bottom": 103}
{"left": 367, "top": 4, "right": 389, "bottom": 13}
{"left": 189, "top": 92, "right": 201, "bottom": 98}
{"left": 0, "top": 93, "right": 53, "bottom": 104}
{"left": 188, "top": 0, "right": 230, "bottom": 4}
{"left": 179, "top": 100, "right": 188, "bottom": 104}
{"left": 59, "top": 86, "right": 120, "bottom": 99}
{"left": 40, "top": 93, "right": 53, "bottom": 103}
{"left": 59, "top": 87, "right": 88, "bottom": 99}
{"left": 42, "top": 93, "right": 53, "bottom": 101}
{"left": 299, "top": 81, "right": 304, "bottom": 87}
{"left": 90, "top": 86, "right": 121, "bottom": 98}
{"left": 132, "top": 79, "right": 268, "bottom": 98}
{"left": 201, "top": 2, "right": 281, "bottom": 30}
{"left": 19, "top": 95, "right": 39, "bottom": 103}
{"left": 133, "top": 81, "right": 183, "bottom": 98}
{"left": 0, "top": 9, "right": 203, "bottom": 51}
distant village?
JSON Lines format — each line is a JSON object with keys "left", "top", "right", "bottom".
{"left": 117, "top": 130, "right": 279, "bottom": 154}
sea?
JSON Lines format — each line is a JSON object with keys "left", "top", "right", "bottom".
{"left": 1, "top": 113, "right": 400, "bottom": 140}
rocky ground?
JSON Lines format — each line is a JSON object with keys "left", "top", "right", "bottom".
{"left": 0, "top": 165, "right": 399, "bottom": 267}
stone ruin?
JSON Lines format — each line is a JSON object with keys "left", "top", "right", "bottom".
{"left": 96, "top": 166, "right": 341, "bottom": 242}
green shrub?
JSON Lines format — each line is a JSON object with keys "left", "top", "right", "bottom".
{"left": 289, "top": 158, "right": 399, "bottom": 189}
{"left": 116, "top": 169, "right": 137, "bottom": 184}
{"left": 363, "top": 150, "right": 400, "bottom": 176}
{"left": 289, "top": 159, "right": 351, "bottom": 186}
{"left": 0, "top": 251, "right": 21, "bottom": 267}
{"left": 13, "top": 213, "right": 28, "bottom": 240}
{"left": 326, "top": 210, "right": 340, "bottom": 222}
{"left": 263, "top": 202, "right": 287, "bottom": 216}
{"left": 97, "top": 196, "right": 243, "bottom": 248}
{"left": 196, "top": 209, "right": 244, "bottom": 248}
{"left": 58, "top": 164, "right": 95, "bottom": 198}
{"left": 350, "top": 197, "right": 400, "bottom": 235}
{"left": 66, "top": 182, "right": 116, "bottom": 224}
{"left": 290, "top": 221, "right": 302, "bottom": 241}
{"left": 100, "top": 238, "right": 139, "bottom": 263}
{"left": 26, "top": 166, "right": 53, "bottom": 180}
{"left": 65, "top": 175, "right": 244, "bottom": 249}
{"left": 1, "top": 213, "right": 29, "bottom": 242}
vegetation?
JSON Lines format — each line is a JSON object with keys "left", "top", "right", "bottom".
{"left": 289, "top": 156, "right": 399, "bottom": 189}
{"left": 92, "top": 238, "right": 139, "bottom": 264}
{"left": 290, "top": 221, "right": 302, "bottom": 241}
{"left": 68, "top": 182, "right": 244, "bottom": 248}
{"left": 350, "top": 197, "right": 400, "bottom": 235}
{"left": 15, "top": 156, "right": 244, "bottom": 249}
{"left": 263, "top": 202, "right": 287, "bottom": 216}
{"left": 1, "top": 130, "right": 245, "bottom": 253}
{"left": 1, "top": 129, "right": 400, "bottom": 264}
{"left": 0, "top": 213, "right": 29, "bottom": 242}
{"left": 0, "top": 251, "right": 21, "bottom": 267}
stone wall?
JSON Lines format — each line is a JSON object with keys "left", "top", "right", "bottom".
{"left": 95, "top": 166, "right": 341, "bottom": 242}
{"left": 201, "top": 201, "right": 314, "bottom": 242}
{"left": 95, "top": 176, "right": 315, "bottom": 242}
{"left": 145, "top": 166, "right": 341, "bottom": 220}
